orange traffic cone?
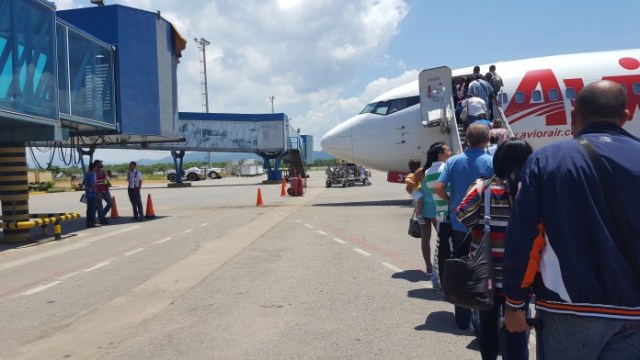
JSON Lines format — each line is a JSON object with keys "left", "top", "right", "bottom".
{"left": 145, "top": 194, "right": 156, "bottom": 218}
{"left": 280, "top": 178, "right": 287, "bottom": 197}
{"left": 110, "top": 196, "right": 120, "bottom": 219}
{"left": 256, "top": 188, "right": 264, "bottom": 206}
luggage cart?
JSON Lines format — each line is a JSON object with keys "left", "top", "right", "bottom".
{"left": 325, "top": 162, "right": 370, "bottom": 188}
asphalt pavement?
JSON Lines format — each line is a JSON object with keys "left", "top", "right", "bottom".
{"left": 0, "top": 170, "right": 535, "bottom": 359}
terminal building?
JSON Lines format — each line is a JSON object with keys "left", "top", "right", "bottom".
{"left": 0, "top": 0, "right": 311, "bottom": 242}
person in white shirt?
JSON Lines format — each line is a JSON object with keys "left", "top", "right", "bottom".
{"left": 461, "top": 95, "right": 488, "bottom": 127}
{"left": 127, "top": 161, "right": 144, "bottom": 221}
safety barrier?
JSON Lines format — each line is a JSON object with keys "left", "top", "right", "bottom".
{"left": 0, "top": 213, "right": 81, "bottom": 241}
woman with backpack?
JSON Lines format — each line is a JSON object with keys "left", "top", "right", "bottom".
{"left": 455, "top": 138, "right": 533, "bottom": 360}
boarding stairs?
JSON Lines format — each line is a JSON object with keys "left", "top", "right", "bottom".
{"left": 284, "top": 148, "right": 307, "bottom": 178}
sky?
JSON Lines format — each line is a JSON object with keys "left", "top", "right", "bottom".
{"left": 39, "top": 0, "right": 640, "bottom": 165}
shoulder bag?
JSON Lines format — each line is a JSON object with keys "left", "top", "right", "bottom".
{"left": 408, "top": 213, "right": 421, "bottom": 238}
{"left": 442, "top": 179, "right": 495, "bottom": 310}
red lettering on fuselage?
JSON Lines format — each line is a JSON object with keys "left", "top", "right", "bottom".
{"left": 505, "top": 59, "right": 640, "bottom": 127}
{"left": 505, "top": 69, "right": 566, "bottom": 126}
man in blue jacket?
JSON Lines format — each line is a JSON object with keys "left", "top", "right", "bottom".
{"left": 503, "top": 80, "right": 640, "bottom": 359}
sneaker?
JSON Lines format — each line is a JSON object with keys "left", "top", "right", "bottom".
{"left": 426, "top": 267, "right": 433, "bottom": 279}
{"left": 431, "top": 281, "right": 441, "bottom": 290}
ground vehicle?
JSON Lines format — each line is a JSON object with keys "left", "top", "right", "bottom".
{"left": 166, "top": 167, "right": 206, "bottom": 182}
{"left": 325, "top": 162, "right": 370, "bottom": 187}
{"left": 204, "top": 167, "right": 224, "bottom": 179}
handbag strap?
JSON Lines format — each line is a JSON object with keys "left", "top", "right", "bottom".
{"left": 577, "top": 137, "right": 640, "bottom": 277}
{"left": 476, "top": 178, "right": 492, "bottom": 234}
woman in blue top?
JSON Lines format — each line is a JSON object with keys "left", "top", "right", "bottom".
{"left": 417, "top": 159, "right": 438, "bottom": 278}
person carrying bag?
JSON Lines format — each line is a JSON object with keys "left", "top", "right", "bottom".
{"left": 442, "top": 178, "right": 495, "bottom": 310}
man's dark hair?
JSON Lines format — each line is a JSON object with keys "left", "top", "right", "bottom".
{"left": 129, "top": 161, "right": 137, "bottom": 167}
{"left": 466, "top": 123, "right": 490, "bottom": 147}
{"left": 473, "top": 65, "right": 480, "bottom": 74}
{"left": 575, "top": 80, "right": 627, "bottom": 123}
{"left": 489, "top": 65, "right": 496, "bottom": 72}
{"left": 89, "top": 163, "right": 96, "bottom": 171}
{"left": 408, "top": 158, "right": 421, "bottom": 173}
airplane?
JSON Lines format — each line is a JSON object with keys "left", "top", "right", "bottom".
{"left": 320, "top": 49, "right": 640, "bottom": 183}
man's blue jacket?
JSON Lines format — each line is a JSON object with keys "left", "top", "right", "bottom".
{"left": 504, "top": 122, "right": 640, "bottom": 319}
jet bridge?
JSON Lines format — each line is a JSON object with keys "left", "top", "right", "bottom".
{"left": 0, "top": 1, "right": 185, "bottom": 242}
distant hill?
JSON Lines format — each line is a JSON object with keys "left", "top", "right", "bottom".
{"left": 313, "top": 150, "right": 334, "bottom": 160}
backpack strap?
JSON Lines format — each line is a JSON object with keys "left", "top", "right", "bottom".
{"left": 576, "top": 137, "right": 640, "bottom": 279}
{"left": 476, "top": 178, "right": 492, "bottom": 234}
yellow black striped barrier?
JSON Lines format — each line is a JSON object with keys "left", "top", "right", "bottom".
{"left": 0, "top": 213, "right": 81, "bottom": 240}
{"left": 0, "top": 145, "right": 30, "bottom": 242}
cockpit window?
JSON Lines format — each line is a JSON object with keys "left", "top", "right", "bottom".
{"left": 360, "top": 96, "right": 420, "bottom": 116}
{"left": 374, "top": 101, "right": 390, "bottom": 115}
{"left": 360, "top": 102, "right": 377, "bottom": 114}
{"left": 388, "top": 96, "right": 420, "bottom": 114}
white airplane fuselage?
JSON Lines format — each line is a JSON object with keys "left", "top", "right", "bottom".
{"left": 320, "top": 49, "right": 640, "bottom": 180}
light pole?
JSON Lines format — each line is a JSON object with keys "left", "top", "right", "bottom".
{"left": 195, "top": 37, "right": 211, "bottom": 166}
{"left": 194, "top": 37, "right": 210, "bottom": 113}
{"left": 269, "top": 96, "right": 275, "bottom": 113}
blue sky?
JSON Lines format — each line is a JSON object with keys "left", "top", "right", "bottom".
{"left": 33, "top": 0, "right": 640, "bottom": 166}
{"left": 372, "top": 0, "right": 638, "bottom": 84}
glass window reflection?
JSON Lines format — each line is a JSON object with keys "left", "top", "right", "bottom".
{"left": 67, "top": 29, "right": 115, "bottom": 124}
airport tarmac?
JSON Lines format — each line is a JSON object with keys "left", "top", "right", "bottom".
{"left": 0, "top": 170, "right": 536, "bottom": 359}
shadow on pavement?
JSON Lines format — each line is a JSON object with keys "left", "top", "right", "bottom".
{"left": 312, "top": 199, "right": 412, "bottom": 207}
{"left": 415, "top": 311, "right": 477, "bottom": 340}
{"left": 407, "top": 287, "right": 446, "bottom": 302}
{"left": 392, "top": 269, "right": 428, "bottom": 282}
{"left": 0, "top": 216, "right": 167, "bottom": 253}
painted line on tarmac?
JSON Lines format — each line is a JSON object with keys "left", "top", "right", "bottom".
{"left": 0, "top": 227, "right": 139, "bottom": 272}
{"left": 182, "top": 229, "right": 193, "bottom": 234}
{"left": 153, "top": 237, "right": 172, "bottom": 244}
{"left": 21, "top": 281, "right": 62, "bottom": 296}
{"left": 304, "top": 224, "right": 314, "bottom": 229}
{"left": 199, "top": 223, "right": 209, "bottom": 227}
{"left": 353, "top": 248, "right": 372, "bottom": 257}
{"left": 317, "top": 230, "right": 328, "bottom": 236}
{"left": 381, "top": 262, "right": 403, "bottom": 272}
{"left": 332, "top": 237, "right": 347, "bottom": 244}
{"left": 125, "top": 248, "right": 145, "bottom": 256}
{"left": 82, "top": 259, "right": 113, "bottom": 272}
{"left": 58, "top": 271, "right": 81, "bottom": 280}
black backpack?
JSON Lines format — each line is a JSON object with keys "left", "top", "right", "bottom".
{"left": 490, "top": 74, "right": 503, "bottom": 93}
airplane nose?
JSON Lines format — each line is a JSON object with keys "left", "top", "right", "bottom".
{"left": 320, "top": 120, "right": 353, "bottom": 160}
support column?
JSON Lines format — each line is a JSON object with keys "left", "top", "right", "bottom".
{"left": 0, "top": 144, "right": 30, "bottom": 242}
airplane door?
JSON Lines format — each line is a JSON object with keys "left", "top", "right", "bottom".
{"left": 418, "top": 66, "right": 454, "bottom": 127}
{"left": 418, "top": 66, "right": 462, "bottom": 153}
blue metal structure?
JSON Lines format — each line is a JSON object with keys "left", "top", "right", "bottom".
{"left": 1, "top": 0, "right": 307, "bottom": 178}
{"left": 0, "top": 0, "right": 62, "bottom": 142}
{"left": 57, "top": 4, "right": 183, "bottom": 139}
{"left": 169, "top": 112, "right": 305, "bottom": 181}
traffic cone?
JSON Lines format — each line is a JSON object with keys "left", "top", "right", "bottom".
{"left": 280, "top": 178, "right": 287, "bottom": 197}
{"left": 256, "top": 188, "right": 264, "bottom": 207}
{"left": 145, "top": 194, "right": 156, "bottom": 218}
{"left": 110, "top": 196, "right": 120, "bottom": 219}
